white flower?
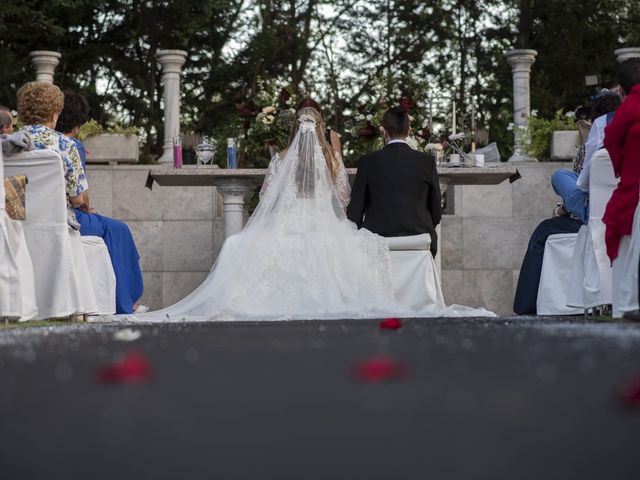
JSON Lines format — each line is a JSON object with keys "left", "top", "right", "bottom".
{"left": 506, "top": 122, "right": 514, "bottom": 131}
{"left": 262, "top": 106, "right": 276, "bottom": 114}
{"left": 530, "top": 109, "right": 538, "bottom": 117}
{"left": 358, "top": 114, "right": 365, "bottom": 121}
{"left": 448, "top": 132, "right": 465, "bottom": 141}
{"left": 565, "top": 111, "right": 575, "bottom": 119}
{"left": 406, "top": 136, "right": 419, "bottom": 150}
{"left": 366, "top": 114, "right": 373, "bottom": 121}
{"left": 348, "top": 150, "right": 354, "bottom": 155}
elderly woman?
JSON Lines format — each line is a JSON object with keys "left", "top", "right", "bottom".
{"left": 17, "top": 82, "right": 147, "bottom": 314}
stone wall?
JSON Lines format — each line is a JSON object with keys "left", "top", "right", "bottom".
{"left": 86, "top": 162, "right": 568, "bottom": 316}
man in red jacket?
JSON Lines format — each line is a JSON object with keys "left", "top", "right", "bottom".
{"left": 603, "top": 58, "right": 640, "bottom": 318}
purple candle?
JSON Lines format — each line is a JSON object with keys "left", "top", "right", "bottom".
{"left": 173, "top": 136, "right": 183, "bottom": 169}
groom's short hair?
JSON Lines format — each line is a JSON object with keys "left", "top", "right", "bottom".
{"left": 382, "top": 107, "right": 410, "bottom": 138}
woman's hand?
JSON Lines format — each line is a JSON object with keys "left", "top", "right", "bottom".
{"left": 70, "top": 191, "right": 94, "bottom": 213}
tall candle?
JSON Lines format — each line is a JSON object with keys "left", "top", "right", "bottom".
{"left": 452, "top": 100, "right": 456, "bottom": 135}
{"left": 471, "top": 102, "right": 476, "bottom": 152}
{"left": 172, "top": 135, "right": 183, "bottom": 169}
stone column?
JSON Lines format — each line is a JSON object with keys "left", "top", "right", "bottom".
{"left": 29, "top": 51, "right": 62, "bottom": 84}
{"left": 157, "top": 49, "right": 188, "bottom": 164}
{"left": 505, "top": 49, "right": 537, "bottom": 162}
{"left": 615, "top": 47, "right": 640, "bottom": 63}
{"left": 217, "top": 179, "right": 257, "bottom": 239}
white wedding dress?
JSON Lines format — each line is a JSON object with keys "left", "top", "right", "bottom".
{"left": 123, "top": 113, "right": 493, "bottom": 321}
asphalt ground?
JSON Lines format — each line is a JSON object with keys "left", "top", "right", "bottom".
{"left": 1, "top": 316, "right": 639, "bottom": 480}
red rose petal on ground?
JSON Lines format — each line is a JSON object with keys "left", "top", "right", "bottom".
{"left": 379, "top": 317, "right": 402, "bottom": 330}
{"left": 353, "top": 356, "right": 407, "bottom": 383}
{"left": 97, "top": 351, "right": 152, "bottom": 384}
{"left": 616, "top": 377, "right": 640, "bottom": 407}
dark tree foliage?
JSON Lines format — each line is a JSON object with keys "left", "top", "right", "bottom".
{"left": 0, "top": 0, "right": 635, "bottom": 163}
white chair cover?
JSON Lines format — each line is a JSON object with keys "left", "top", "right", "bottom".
{"left": 386, "top": 234, "right": 445, "bottom": 313}
{"left": 0, "top": 149, "right": 37, "bottom": 321}
{"left": 81, "top": 235, "right": 116, "bottom": 314}
{"left": 3, "top": 149, "right": 97, "bottom": 319}
{"left": 567, "top": 149, "right": 617, "bottom": 308}
{"left": 537, "top": 233, "right": 582, "bottom": 315}
{"left": 612, "top": 205, "right": 640, "bottom": 318}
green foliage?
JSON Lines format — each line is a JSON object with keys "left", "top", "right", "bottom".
{"left": 522, "top": 110, "right": 578, "bottom": 162}
{"left": 0, "top": 0, "right": 634, "bottom": 165}
{"left": 77, "top": 119, "right": 138, "bottom": 140}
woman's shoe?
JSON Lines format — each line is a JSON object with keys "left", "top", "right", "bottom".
{"left": 133, "top": 304, "right": 149, "bottom": 314}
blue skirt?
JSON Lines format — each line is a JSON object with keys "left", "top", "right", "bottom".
{"left": 74, "top": 209, "right": 143, "bottom": 314}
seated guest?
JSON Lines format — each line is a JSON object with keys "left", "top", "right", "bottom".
{"left": 551, "top": 89, "right": 622, "bottom": 223}
{"left": 16, "top": 82, "right": 89, "bottom": 224}
{"left": 603, "top": 58, "right": 640, "bottom": 313}
{"left": 513, "top": 93, "right": 620, "bottom": 315}
{"left": 16, "top": 82, "right": 147, "bottom": 314}
{"left": 0, "top": 106, "right": 13, "bottom": 134}
{"left": 55, "top": 90, "right": 147, "bottom": 314}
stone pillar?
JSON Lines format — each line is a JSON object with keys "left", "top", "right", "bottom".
{"left": 505, "top": 49, "right": 537, "bottom": 162}
{"left": 615, "top": 47, "right": 640, "bottom": 63}
{"left": 29, "top": 51, "right": 62, "bottom": 84}
{"left": 157, "top": 49, "right": 188, "bottom": 164}
{"left": 217, "top": 179, "right": 256, "bottom": 239}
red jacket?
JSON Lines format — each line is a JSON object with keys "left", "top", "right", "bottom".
{"left": 603, "top": 84, "right": 640, "bottom": 261}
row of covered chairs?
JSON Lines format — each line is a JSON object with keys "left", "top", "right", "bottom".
{"left": 537, "top": 148, "right": 639, "bottom": 317}
{"left": 1, "top": 148, "right": 116, "bottom": 321}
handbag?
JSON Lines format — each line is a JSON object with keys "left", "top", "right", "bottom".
{"left": 4, "top": 174, "right": 27, "bottom": 220}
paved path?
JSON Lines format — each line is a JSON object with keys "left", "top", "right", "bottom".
{"left": 1, "top": 317, "right": 640, "bottom": 479}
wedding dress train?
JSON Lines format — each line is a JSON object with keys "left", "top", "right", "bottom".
{"left": 123, "top": 112, "right": 493, "bottom": 321}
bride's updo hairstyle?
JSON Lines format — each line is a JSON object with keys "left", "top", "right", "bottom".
{"left": 290, "top": 98, "right": 340, "bottom": 182}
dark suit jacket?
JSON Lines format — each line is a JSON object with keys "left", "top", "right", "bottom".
{"left": 346, "top": 142, "right": 442, "bottom": 256}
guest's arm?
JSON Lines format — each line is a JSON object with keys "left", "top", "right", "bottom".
{"left": 346, "top": 156, "right": 368, "bottom": 227}
{"left": 427, "top": 156, "right": 442, "bottom": 226}
{"left": 61, "top": 138, "right": 89, "bottom": 203}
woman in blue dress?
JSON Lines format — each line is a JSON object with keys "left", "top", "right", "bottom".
{"left": 54, "top": 90, "right": 147, "bottom": 314}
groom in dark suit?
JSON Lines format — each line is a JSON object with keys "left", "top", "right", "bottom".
{"left": 347, "top": 107, "right": 442, "bottom": 257}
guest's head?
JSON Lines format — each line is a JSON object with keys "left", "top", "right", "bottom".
{"left": 591, "top": 88, "right": 622, "bottom": 121}
{"left": 55, "top": 91, "right": 90, "bottom": 137}
{"left": 381, "top": 106, "right": 410, "bottom": 141}
{"left": 16, "top": 81, "right": 64, "bottom": 128}
{"left": 617, "top": 58, "right": 640, "bottom": 96}
{"left": 0, "top": 105, "right": 13, "bottom": 134}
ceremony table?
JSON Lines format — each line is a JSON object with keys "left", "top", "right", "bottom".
{"left": 147, "top": 165, "right": 520, "bottom": 240}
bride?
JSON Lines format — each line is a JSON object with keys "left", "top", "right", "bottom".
{"left": 126, "top": 100, "right": 492, "bottom": 321}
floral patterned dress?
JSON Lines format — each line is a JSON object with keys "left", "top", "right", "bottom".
{"left": 21, "top": 125, "right": 88, "bottom": 222}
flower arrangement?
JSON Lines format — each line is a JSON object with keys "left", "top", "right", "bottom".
{"left": 238, "top": 78, "right": 299, "bottom": 167}
{"left": 342, "top": 93, "right": 433, "bottom": 165}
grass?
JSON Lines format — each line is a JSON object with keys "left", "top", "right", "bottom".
{"left": 0, "top": 318, "right": 85, "bottom": 331}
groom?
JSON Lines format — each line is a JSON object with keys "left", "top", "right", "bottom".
{"left": 347, "top": 107, "right": 442, "bottom": 257}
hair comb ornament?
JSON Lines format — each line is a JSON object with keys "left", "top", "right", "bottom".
{"left": 298, "top": 113, "right": 317, "bottom": 132}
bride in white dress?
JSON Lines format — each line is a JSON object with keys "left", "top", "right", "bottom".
{"left": 125, "top": 105, "right": 492, "bottom": 321}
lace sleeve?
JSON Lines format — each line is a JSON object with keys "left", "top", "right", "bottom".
{"left": 334, "top": 151, "right": 351, "bottom": 208}
{"left": 260, "top": 153, "right": 280, "bottom": 200}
